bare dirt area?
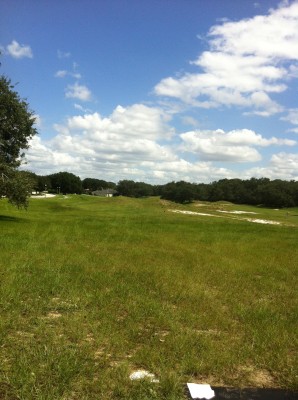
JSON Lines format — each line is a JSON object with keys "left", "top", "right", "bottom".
{"left": 31, "top": 193, "right": 56, "bottom": 198}
{"left": 169, "top": 209, "right": 282, "bottom": 225}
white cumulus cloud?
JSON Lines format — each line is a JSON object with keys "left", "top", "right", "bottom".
{"left": 281, "top": 108, "right": 298, "bottom": 133}
{"left": 55, "top": 70, "right": 82, "bottom": 79}
{"left": 180, "top": 129, "right": 296, "bottom": 162}
{"left": 65, "top": 82, "right": 92, "bottom": 101}
{"left": 55, "top": 70, "right": 68, "bottom": 78}
{"left": 154, "top": 1, "right": 298, "bottom": 116}
{"left": 281, "top": 108, "right": 298, "bottom": 127}
{"left": 6, "top": 40, "right": 33, "bottom": 59}
{"left": 245, "top": 152, "right": 298, "bottom": 180}
{"left": 23, "top": 104, "right": 177, "bottom": 180}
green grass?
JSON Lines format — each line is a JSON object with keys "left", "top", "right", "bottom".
{"left": 0, "top": 195, "right": 297, "bottom": 399}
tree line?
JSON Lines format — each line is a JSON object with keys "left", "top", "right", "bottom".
{"left": 158, "top": 178, "right": 298, "bottom": 208}
{"left": 117, "top": 178, "right": 298, "bottom": 208}
{"left": 27, "top": 172, "right": 298, "bottom": 208}
{"left": 29, "top": 172, "right": 116, "bottom": 195}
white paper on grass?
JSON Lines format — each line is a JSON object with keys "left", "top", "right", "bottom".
{"left": 187, "top": 383, "right": 215, "bottom": 399}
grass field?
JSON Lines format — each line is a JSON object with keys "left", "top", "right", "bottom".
{"left": 0, "top": 195, "right": 297, "bottom": 399}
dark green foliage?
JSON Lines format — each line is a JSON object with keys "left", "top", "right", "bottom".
{"left": 0, "top": 167, "right": 35, "bottom": 208}
{"left": 160, "top": 178, "right": 298, "bottom": 207}
{"left": 0, "top": 76, "right": 37, "bottom": 167}
{"left": 29, "top": 173, "right": 118, "bottom": 195}
{"left": 35, "top": 174, "right": 52, "bottom": 193}
{"left": 82, "top": 177, "right": 116, "bottom": 191}
{"left": 0, "top": 75, "right": 37, "bottom": 208}
{"left": 133, "top": 182, "right": 154, "bottom": 197}
{"left": 48, "top": 171, "right": 83, "bottom": 194}
{"left": 117, "top": 180, "right": 154, "bottom": 197}
{"left": 209, "top": 178, "right": 298, "bottom": 208}
{"left": 160, "top": 181, "right": 195, "bottom": 204}
{"left": 13, "top": 166, "right": 298, "bottom": 207}
{"left": 256, "top": 180, "right": 296, "bottom": 208}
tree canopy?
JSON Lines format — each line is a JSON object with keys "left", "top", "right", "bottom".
{"left": 0, "top": 76, "right": 37, "bottom": 167}
{"left": 158, "top": 178, "right": 298, "bottom": 208}
{"left": 82, "top": 178, "right": 116, "bottom": 192}
{"left": 116, "top": 180, "right": 154, "bottom": 197}
{"left": 0, "top": 75, "right": 37, "bottom": 208}
{"left": 29, "top": 169, "right": 298, "bottom": 208}
{"left": 48, "top": 172, "right": 83, "bottom": 194}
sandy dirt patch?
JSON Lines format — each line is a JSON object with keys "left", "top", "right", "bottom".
{"left": 237, "top": 366, "right": 276, "bottom": 387}
{"left": 245, "top": 218, "right": 281, "bottom": 225}
{"left": 44, "top": 311, "right": 62, "bottom": 319}
{"left": 217, "top": 210, "right": 257, "bottom": 215}
{"left": 31, "top": 193, "right": 56, "bottom": 198}
{"left": 169, "top": 209, "right": 216, "bottom": 217}
{"left": 169, "top": 209, "right": 281, "bottom": 225}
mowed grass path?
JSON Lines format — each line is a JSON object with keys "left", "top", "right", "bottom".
{"left": 0, "top": 195, "right": 297, "bottom": 399}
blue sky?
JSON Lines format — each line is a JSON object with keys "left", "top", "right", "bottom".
{"left": 1, "top": 0, "right": 298, "bottom": 183}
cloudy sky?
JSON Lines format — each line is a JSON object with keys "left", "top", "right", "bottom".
{"left": 1, "top": 0, "right": 298, "bottom": 183}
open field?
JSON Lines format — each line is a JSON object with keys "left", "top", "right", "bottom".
{"left": 0, "top": 195, "right": 297, "bottom": 399}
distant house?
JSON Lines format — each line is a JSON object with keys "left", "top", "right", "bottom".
{"left": 92, "top": 189, "right": 117, "bottom": 197}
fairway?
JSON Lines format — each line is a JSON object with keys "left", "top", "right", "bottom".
{"left": 0, "top": 195, "right": 297, "bottom": 400}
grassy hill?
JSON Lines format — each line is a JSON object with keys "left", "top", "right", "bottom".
{"left": 0, "top": 195, "right": 297, "bottom": 399}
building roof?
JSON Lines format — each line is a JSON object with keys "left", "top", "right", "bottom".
{"left": 92, "top": 189, "right": 117, "bottom": 195}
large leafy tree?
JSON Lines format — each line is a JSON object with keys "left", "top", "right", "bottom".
{"left": 48, "top": 172, "right": 82, "bottom": 194}
{"left": 161, "top": 181, "right": 195, "bottom": 204}
{"left": 82, "top": 178, "right": 116, "bottom": 191}
{"left": 116, "top": 180, "right": 154, "bottom": 197}
{"left": 0, "top": 75, "right": 37, "bottom": 207}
